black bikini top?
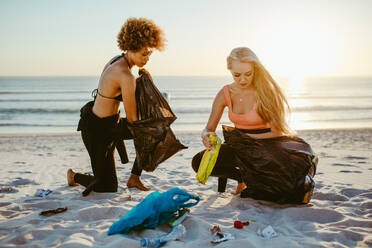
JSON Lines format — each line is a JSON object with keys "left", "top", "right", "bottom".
{"left": 92, "top": 53, "right": 128, "bottom": 102}
{"left": 92, "top": 88, "right": 123, "bottom": 101}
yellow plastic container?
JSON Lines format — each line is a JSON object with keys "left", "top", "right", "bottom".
{"left": 196, "top": 134, "right": 222, "bottom": 184}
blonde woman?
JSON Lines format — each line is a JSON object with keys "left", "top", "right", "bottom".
{"left": 192, "top": 47, "right": 317, "bottom": 204}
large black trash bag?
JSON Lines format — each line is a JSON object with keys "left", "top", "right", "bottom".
{"left": 126, "top": 69, "right": 187, "bottom": 172}
{"left": 222, "top": 125, "right": 317, "bottom": 204}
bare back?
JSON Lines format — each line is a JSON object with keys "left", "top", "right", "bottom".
{"left": 92, "top": 56, "right": 137, "bottom": 121}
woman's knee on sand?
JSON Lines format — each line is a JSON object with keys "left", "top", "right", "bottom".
{"left": 191, "top": 151, "right": 204, "bottom": 173}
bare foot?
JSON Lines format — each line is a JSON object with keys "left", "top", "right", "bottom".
{"left": 126, "top": 174, "right": 149, "bottom": 191}
{"left": 67, "top": 169, "right": 79, "bottom": 186}
{"left": 232, "top": 182, "right": 246, "bottom": 195}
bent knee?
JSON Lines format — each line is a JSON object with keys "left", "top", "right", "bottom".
{"left": 191, "top": 151, "right": 204, "bottom": 172}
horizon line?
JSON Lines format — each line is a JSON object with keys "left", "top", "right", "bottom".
{"left": 1, "top": 74, "right": 372, "bottom": 78}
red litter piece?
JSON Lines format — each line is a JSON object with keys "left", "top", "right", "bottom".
{"left": 234, "top": 220, "right": 250, "bottom": 229}
{"left": 234, "top": 220, "right": 244, "bottom": 229}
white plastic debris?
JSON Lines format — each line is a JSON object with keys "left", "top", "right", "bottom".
{"left": 140, "top": 224, "right": 186, "bottom": 248}
{"left": 34, "top": 189, "right": 52, "bottom": 197}
{"left": 210, "top": 225, "right": 235, "bottom": 244}
{"left": 257, "top": 225, "right": 278, "bottom": 239}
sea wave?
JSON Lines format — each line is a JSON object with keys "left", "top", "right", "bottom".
{"left": 173, "top": 106, "right": 372, "bottom": 114}
{"left": 0, "top": 90, "right": 90, "bottom": 95}
{"left": 1, "top": 105, "right": 372, "bottom": 115}
{"left": 291, "top": 106, "right": 372, "bottom": 112}
{"left": 0, "top": 108, "right": 79, "bottom": 114}
{"left": 0, "top": 123, "right": 74, "bottom": 127}
{"left": 0, "top": 99, "right": 90, "bottom": 102}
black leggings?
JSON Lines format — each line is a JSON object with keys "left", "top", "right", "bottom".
{"left": 191, "top": 144, "right": 243, "bottom": 192}
{"left": 74, "top": 112, "right": 142, "bottom": 193}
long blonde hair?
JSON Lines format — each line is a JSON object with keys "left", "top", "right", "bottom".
{"left": 227, "top": 47, "right": 292, "bottom": 134}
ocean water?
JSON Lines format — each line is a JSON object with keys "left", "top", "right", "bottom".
{"left": 0, "top": 75, "right": 371, "bottom": 134}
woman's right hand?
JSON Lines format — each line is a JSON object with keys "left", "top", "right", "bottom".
{"left": 201, "top": 128, "right": 216, "bottom": 150}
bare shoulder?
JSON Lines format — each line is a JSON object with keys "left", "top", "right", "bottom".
{"left": 214, "top": 86, "right": 228, "bottom": 107}
{"left": 103, "top": 61, "right": 135, "bottom": 88}
{"left": 117, "top": 69, "right": 135, "bottom": 87}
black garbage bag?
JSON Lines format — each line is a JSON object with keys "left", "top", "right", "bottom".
{"left": 222, "top": 125, "right": 317, "bottom": 204}
{"left": 126, "top": 69, "right": 187, "bottom": 172}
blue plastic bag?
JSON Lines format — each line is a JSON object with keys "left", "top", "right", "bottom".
{"left": 108, "top": 188, "right": 200, "bottom": 235}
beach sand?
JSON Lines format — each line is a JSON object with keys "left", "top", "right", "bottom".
{"left": 0, "top": 129, "right": 371, "bottom": 247}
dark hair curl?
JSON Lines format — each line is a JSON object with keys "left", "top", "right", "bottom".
{"left": 117, "top": 17, "right": 166, "bottom": 52}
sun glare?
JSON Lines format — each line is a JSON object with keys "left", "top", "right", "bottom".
{"left": 259, "top": 21, "right": 342, "bottom": 78}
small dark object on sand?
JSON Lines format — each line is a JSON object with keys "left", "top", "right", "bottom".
{"left": 40, "top": 207, "right": 68, "bottom": 216}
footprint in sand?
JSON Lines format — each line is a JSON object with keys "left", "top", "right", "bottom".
{"left": 339, "top": 170, "right": 362, "bottom": 173}
{"left": 332, "top": 163, "right": 359, "bottom": 168}
{"left": 284, "top": 207, "right": 344, "bottom": 223}
{"left": 319, "top": 152, "right": 336, "bottom": 158}
{"left": 313, "top": 192, "right": 348, "bottom": 201}
{"left": 78, "top": 206, "right": 123, "bottom": 221}
{"left": 340, "top": 188, "right": 368, "bottom": 198}
{"left": 22, "top": 201, "right": 63, "bottom": 210}
{"left": 344, "top": 156, "right": 367, "bottom": 160}
{"left": 8, "top": 171, "right": 32, "bottom": 174}
{"left": 14, "top": 161, "right": 26, "bottom": 164}
{"left": 9, "top": 178, "right": 38, "bottom": 186}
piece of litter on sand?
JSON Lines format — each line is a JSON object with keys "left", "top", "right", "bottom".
{"left": 140, "top": 224, "right": 186, "bottom": 248}
{"left": 125, "top": 188, "right": 145, "bottom": 202}
{"left": 34, "top": 189, "right": 52, "bottom": 197}
{"left": 210, "top": 225, "right": 235, "bottom": 244}
{"left": 124, "top": 188, "right": 144, "bottom": 202}
{"left": 130, "top": 195, "right": 144, "bottom": 202}
{"left": 0, "top": 187, "right": 18, "bottom": 193}
{"left": 40, "top": 207, "right": 68, "bottom": 216}
{"left": 257, "top": 225, "right": 278, "bottom": 239}
{"left": 234, "top": 220, "right": 250, "bottom": 229}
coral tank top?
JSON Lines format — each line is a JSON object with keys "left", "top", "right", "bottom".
{"left": 223, "top": 86, "right": 269, "bottom": 129}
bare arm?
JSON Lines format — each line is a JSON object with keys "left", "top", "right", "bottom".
{"left": 119, "top": 74, "right": 137, "bottom": 122}
{"left": 206, "top": 89, "right": 226, "bottom": 132}
{"left": 202, "top": 88, "right": 226, "bottom": 148}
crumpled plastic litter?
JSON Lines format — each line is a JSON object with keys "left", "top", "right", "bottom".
{"left": 210, "top": 225, "right": 235, "bottom": 244}
{"left": 34, "top": 189, "right": 52, "bottom": 197}
{"left": 257, "top": 225, "right": 278, "bottom": 239}
{"left": 167, "top": 208, "right": 190, "bottom": 227}
{"left": 124, "top": 188, "right": 144, "bottom": 202}
{"left": 140, "top": 224, "right": 186, "bottom": 248}
{"left": 234, "top": 220, "right": 250, "bottom": 229}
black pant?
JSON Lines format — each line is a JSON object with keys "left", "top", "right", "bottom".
{"left": 191, "top": 144, "right": 243, "bottom": 192}
{"left": 74, "top": 104, "right": 142, "bottom": 193}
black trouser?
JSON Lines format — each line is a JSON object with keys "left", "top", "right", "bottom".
{"left": 74, "top": 107, "right": 142, "bottom": 193}
{"left": 191, "top": 144, "right": 243, "bottom": 192}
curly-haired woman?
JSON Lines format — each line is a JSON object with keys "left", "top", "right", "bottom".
{"left": 192, "top": 47, "right": 317, "bottom": 204}
{"left": 67, "top": 17, "right": 166, "bottom": 194}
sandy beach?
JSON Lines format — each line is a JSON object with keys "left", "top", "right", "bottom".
{"left": 0, "top": 129, "right": 371, "bottom": 247}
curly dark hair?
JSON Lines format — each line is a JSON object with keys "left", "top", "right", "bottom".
{"left": 117, "top": 17, "right": 166, "bottom": 52}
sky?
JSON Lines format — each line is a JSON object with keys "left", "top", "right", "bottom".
{"left": 0, "top": 0, "right": 371, "bottom": 77}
